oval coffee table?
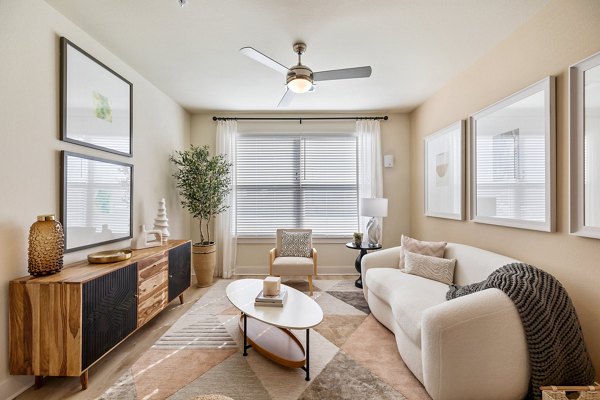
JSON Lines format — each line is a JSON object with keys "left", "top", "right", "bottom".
{"left": 226, "top": 279, "right": 323, "bottom": 380}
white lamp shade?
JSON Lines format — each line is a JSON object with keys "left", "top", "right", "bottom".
{"left": 361, "top": 198, "right": 388, "bottom": 217}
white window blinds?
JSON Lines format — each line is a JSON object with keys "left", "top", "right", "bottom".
{"left": 236, "top": 134, "right": 358, "bottom": 237}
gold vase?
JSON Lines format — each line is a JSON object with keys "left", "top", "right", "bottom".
{"left": 28, "top": 215, "right": 64, "bottom": 276}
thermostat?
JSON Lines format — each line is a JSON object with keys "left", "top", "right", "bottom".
{"left": 384, "top": 155, "right": 394, "bottom": 168}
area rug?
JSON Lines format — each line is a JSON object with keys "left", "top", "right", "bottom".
{"left": 99, "top": 279, "right": 431, "bottom": 400}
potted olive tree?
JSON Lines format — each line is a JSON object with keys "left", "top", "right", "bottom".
{"left": 170, "top": 145, "right": 232, "bottom": 287}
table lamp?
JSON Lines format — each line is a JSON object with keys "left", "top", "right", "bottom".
{"left": 361, "top": 198, "right": 388, "bottom": 245}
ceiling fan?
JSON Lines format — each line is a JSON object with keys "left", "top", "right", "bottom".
{"left": 240, "top": 42, "right": 372, "bottom": 108}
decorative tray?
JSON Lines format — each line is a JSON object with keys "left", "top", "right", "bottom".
{"left": 87, "top": 249, "right": 132, "bottom": 264}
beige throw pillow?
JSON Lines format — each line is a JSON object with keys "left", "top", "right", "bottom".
{"left": 399, "top": 235, "right": 447, "bottom": 268}
{"left": 404, "top": 251, "right": 456, "bottom": 285}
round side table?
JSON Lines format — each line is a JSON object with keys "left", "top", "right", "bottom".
{"left": 345, "top": 242, "right": 382, "bottom": 288}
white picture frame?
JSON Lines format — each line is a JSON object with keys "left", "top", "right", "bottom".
{"left": 570, "top": 51, "right": 600, "bottom": 239}
{"left": 424, "top": 120, "right": 465, "bottom": 220}
{"left": 470, "top": 77, "right": 555, "bottom": 232}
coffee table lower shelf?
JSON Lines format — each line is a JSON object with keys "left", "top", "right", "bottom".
{"left": 238, "top": 314, "right": 311, "bottom": 380}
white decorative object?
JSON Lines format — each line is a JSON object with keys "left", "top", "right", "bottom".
{"left": 131, "top": 225, "right": 163, "bottom": 249}
{"left": 263, "top": 276, "right": 281, "bottom": 296}
{"left": 360, "top": 198, "right": 388, "bottom": 245}
{"left": 153, "top": 198, "right": 170, "bottom": 243}
{"left": 424, "top": 120, "right": 465, "bottom": 220}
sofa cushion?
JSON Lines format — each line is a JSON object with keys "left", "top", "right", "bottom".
{"left": 366, "top": 268, "right": 448, "bottom": 346}
{"left": 271, "top": 256, "right": 314, "bottom": 275}
{"left": 404, "top": 251, "right": 456, "bottom": 285}
{"left": 399, "top": 235, "right": 447, "bottom": 268}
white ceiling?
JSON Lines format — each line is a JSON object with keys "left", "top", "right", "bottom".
{"left": 45, "top": 0, "right": 549, "bottom": 113}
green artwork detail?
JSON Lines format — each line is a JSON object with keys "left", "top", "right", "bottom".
{"left": 96, "top": 190, "right": 110, "bottom": 214}
{"left": 93, "top": 91, "right": 113, "bottom": 123}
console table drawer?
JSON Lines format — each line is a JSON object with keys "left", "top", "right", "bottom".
{"left": 138, "top": 251, "right": 168, "bottom": 280}
{"left": 137, "top": 279, "right": 168, "bottom": 327}
{"left": 138, "top": 259, "right": 168, "bottom": 327}
{"left": 139, "top": 269, "right": 168, "bottom": 303}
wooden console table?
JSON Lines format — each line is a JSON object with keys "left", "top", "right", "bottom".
{"left": 9, "top": 240, "right": 191, "bottom": 390}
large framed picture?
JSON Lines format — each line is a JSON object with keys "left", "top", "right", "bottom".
{"left": 470, "top": 77, "right": 555, "bottom": 232}
{"left": 569, "top": 51, "right": 600, "bottom": 239}
{"left": 424, "top": 120, "right": 465, "bottom": 220}
{"left": 60, "top": 37, "right": 133, "bottom": 156}
{"left": 61, "top": 151, "right": 133, "bottom": 252}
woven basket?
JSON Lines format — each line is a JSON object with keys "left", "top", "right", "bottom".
{"left": 542, "top": 386, "right": 600, "bottom": 400}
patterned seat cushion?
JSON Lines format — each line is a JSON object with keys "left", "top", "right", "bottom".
{"left": 280, "top": 231, "right": 312, "bottom": 258}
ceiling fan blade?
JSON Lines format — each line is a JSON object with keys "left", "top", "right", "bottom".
{"left": 313, "top": 66, "right": 372, "bottom": 82}
{"left": 277, "top": 88, "right": 295, "bottom": 108}
{"left": 240, "top": 47, "right": 289, "bottom": 75}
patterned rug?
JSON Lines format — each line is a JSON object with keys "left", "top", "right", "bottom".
{"left": 100, "top": 279, "right": 431, "bottom": 400}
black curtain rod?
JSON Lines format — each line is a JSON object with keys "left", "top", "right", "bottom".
{"left": 212, "top": 116, "right": 388, "bottom": 122}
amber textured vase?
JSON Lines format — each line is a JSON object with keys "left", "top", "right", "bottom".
{"left": 28, "top": 215, "right": 64, "bottom": 276}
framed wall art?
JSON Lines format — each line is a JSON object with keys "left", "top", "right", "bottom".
{"left": 60, "top": 37, "right": 133, "bottom": 156}
{"left": 470, "top": 77, "right": 555, "bottom": 232}
{"left": 570, "top": 51, "right": 600, "bottom": 239}
{"left": 61, "top": 151, "right": 133, "bottom": 252}
{"left": 424, "top": 120, "right": 465, "bottom": 220}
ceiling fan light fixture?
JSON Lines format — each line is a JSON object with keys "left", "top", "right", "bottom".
{"left": 287, "top": 76, "right": 313, "bottom": 93}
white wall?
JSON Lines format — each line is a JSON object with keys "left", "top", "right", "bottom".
{"left": 190, "top": 112, "right": 410, "bottom": 274}
{"left": 0, "top": 0, "right": 191, "bottom": 397}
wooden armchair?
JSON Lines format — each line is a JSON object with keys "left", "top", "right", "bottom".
{"left": 269, "top": 229, "right": 318, "bottom": 295}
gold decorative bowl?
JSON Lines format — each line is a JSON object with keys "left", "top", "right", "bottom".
{"left": 87, "top": 249, "right": 132, "bottom": 264}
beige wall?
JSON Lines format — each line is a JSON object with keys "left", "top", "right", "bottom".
{"left": 410, "top": 0, "right": 600, "bottom": 373}
{"left": 191, "top": 112, "right": 410, "bottom": 274}
{"left": 0, "top": 0, "right": 190, "bottom": 396}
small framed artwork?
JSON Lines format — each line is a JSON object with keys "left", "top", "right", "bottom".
{"left": 60, "top": 37, "right": 133, "bottom": 156}
{"left": 61, "top": 151, "right": 133, "bottom": 252}
{"left": 470, "top": 77, "right": 555, "bottom": 232}
{"left": 424, "top": 120, "right": 465, "bottom": 220}
{"left": 569, "top": 51, "right": 600, "bottom": 239}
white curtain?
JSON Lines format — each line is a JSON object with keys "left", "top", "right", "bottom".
{"left": 215, "top": 120, "right": 237, "bottom": 278}
{"left": 357, "top": 120, "right": 383, "bottom": 234}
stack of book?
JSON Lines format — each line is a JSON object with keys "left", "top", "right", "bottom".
{"left": 255, "top": 288, "right": 288, "bottom": 307}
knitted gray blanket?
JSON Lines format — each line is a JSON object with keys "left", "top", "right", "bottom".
{"left": 446, "top": 263, "right": 595, "bottom": 400}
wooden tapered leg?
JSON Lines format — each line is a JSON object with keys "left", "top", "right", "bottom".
{"left": 308, "top": 275, "right": 313, "bottom": 296}
{"left": 179, "top": 294, "right": 184, "bottom": 304}
{"left": 80, "top": 370, "right": 88, "bottom": 390}
{"left": 34, "top": 376, "right": 43, "bottom": 389}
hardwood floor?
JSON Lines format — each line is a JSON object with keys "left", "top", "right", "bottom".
{"left": 14, "top": 275, "right": 356, "bottom": 399}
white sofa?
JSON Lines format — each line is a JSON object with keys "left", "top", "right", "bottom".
{"left": 361, "top": 243, "right": 530, "bottom": 400}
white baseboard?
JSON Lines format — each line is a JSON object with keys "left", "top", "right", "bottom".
{"left": 234, "top": 265, "right": 357, "bottom": 276}
{"left": 0, "top": 375, "right": 32, "bottom": 400}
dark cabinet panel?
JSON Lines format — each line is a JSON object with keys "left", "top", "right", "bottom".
{"left": 168, "top": 241, "right": 191, "bottom": 302}
{"left": 82, "top": 263, "right": 137, "bottom": 370}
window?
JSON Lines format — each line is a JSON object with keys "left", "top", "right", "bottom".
{"left": 236, "top": 134, "right": 358, "bottom": 237}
